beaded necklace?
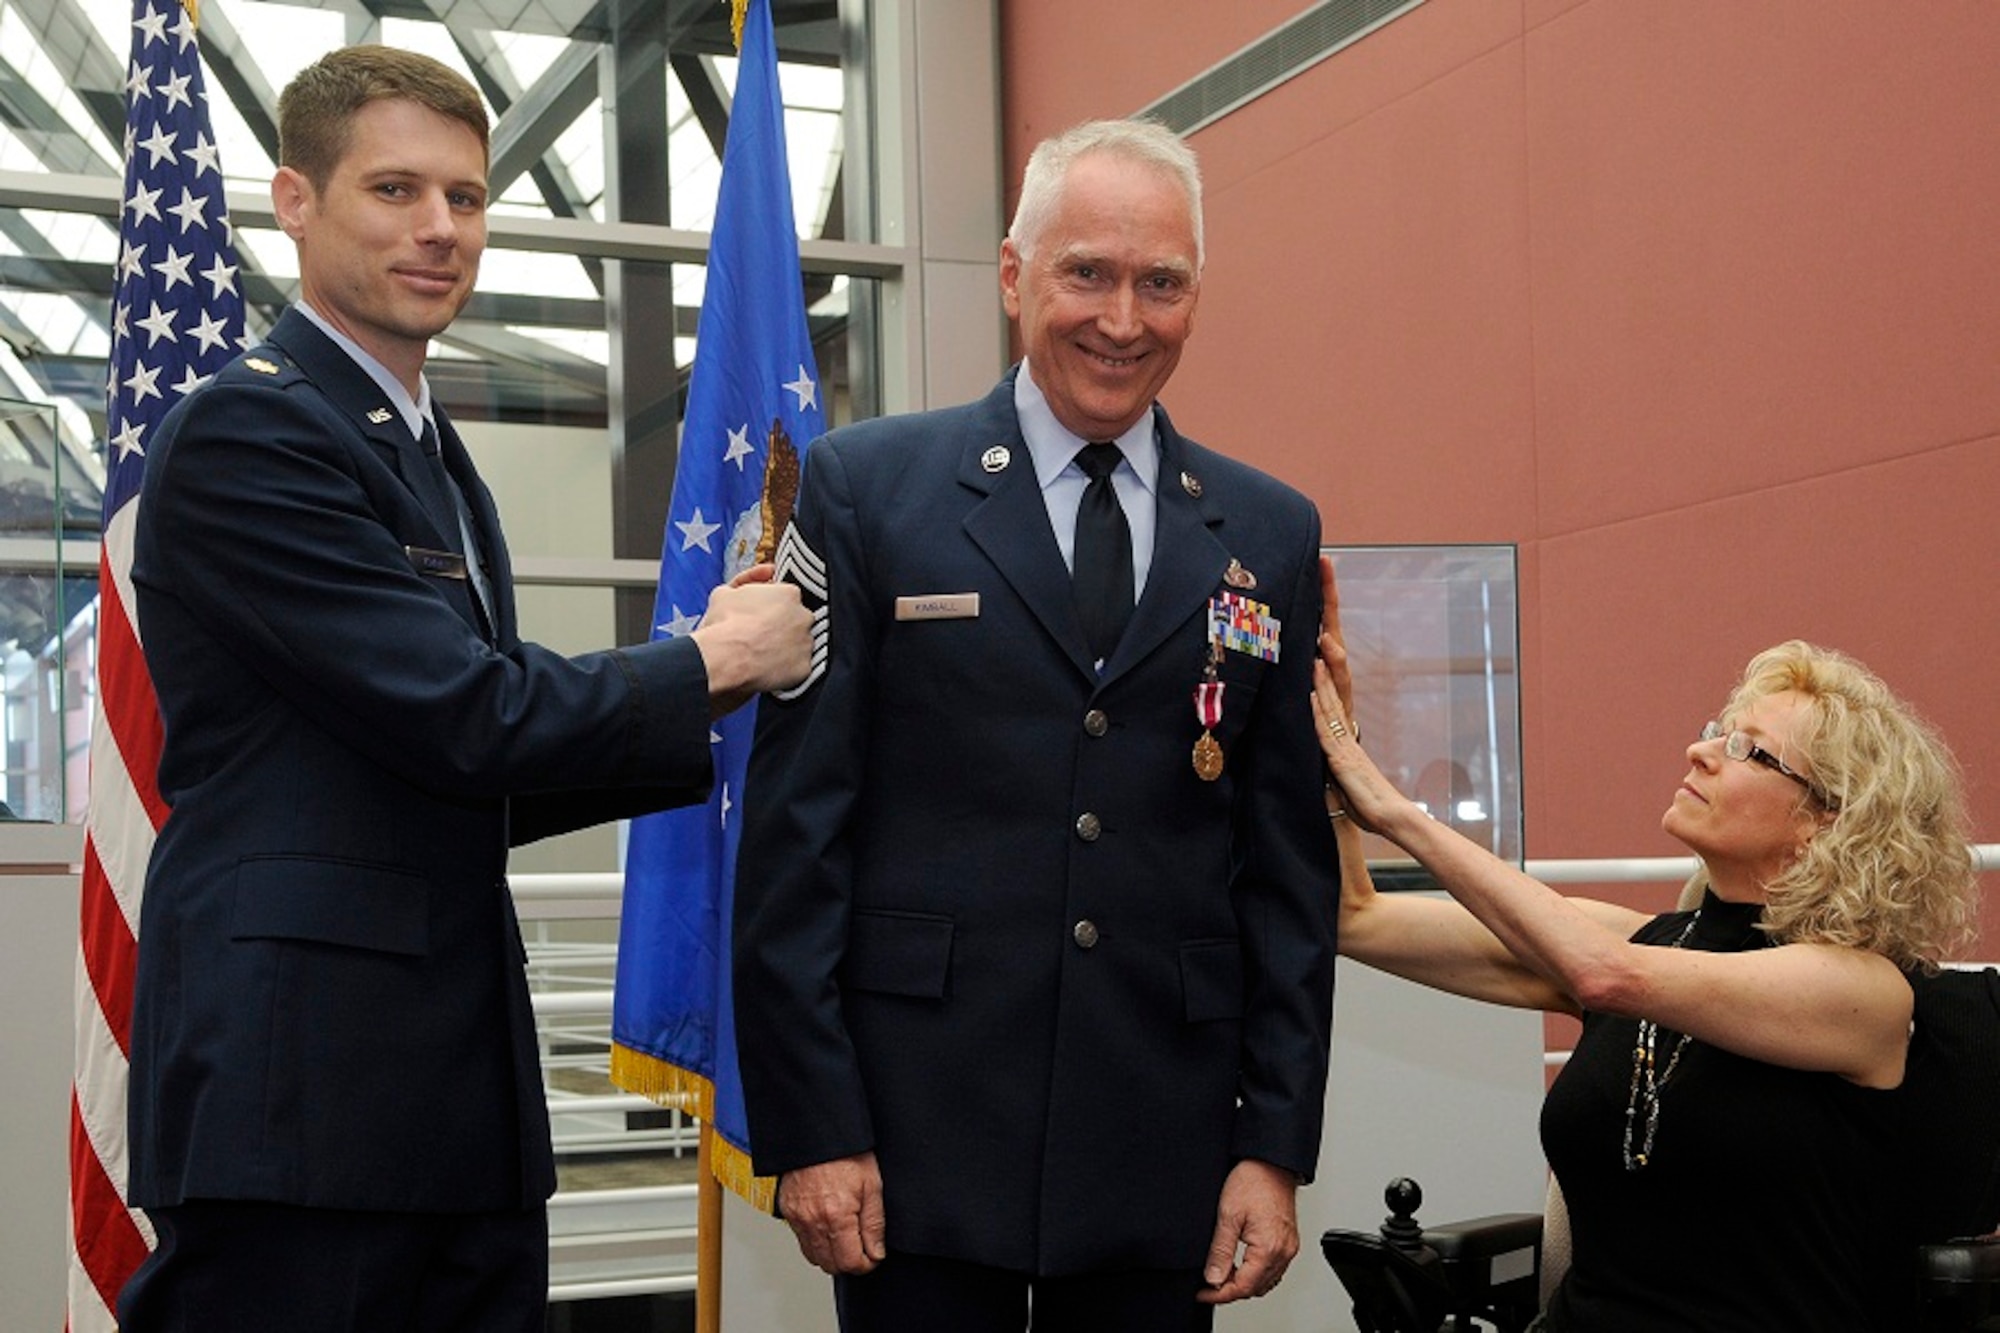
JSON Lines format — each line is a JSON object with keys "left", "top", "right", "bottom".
{"left": 1621, "top": 907, "right": 1702, "bottom": 1171}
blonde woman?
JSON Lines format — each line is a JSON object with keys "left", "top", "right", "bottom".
{"left": 1314, "top": 558, "right": 1976, "bottom": 1332}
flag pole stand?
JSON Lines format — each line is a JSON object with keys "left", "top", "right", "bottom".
{"left": 696, "top": 1120, "right": 723, "bottom": 1333}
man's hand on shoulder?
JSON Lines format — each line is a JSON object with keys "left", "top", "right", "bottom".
{"left": 776, "top": 1151, "right": 888, "bottom": 1276}
{"left": 689, "top": 563, "right": 811, "bottom": 717}
{"left": 1197, "top": 1158, "right": 1301, "bottom": 1305}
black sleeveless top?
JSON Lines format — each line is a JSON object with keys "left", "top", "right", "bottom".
{"left": 1540, "top": 892, "right": 1908, "bottom": 1332}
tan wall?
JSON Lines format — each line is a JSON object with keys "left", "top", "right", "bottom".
{"left": 1001, "top": 0, "right": 2000, "bottom": 946}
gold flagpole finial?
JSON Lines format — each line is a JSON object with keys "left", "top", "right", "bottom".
{"left": 182, "top": 0, "right": 200, "bottom": 27}
{"left": 730, "top": 0, "right": 747, "bottom": 51}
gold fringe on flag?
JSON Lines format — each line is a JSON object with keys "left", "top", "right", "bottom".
{"left": 730, "top": 0, "right": 748, "bottom": 51}
{"left": 182, "top": 0, "right": 201, "bottom": 27}
{"left": 611, "top": 1043, "right": 776, "bottom": 1211}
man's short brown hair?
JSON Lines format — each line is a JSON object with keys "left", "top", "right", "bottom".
{"left": 277, "top": 45, "right": 490, "bottom": 190}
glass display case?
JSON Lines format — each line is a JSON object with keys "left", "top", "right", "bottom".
{"left": 0, "top": 396, "right": 100, "bottom": 823}
{"left": 1327, "top": 544, "right": 1522, "bottom": 886}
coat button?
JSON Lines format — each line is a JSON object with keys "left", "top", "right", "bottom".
{"left": 1074, "top": 812, "right": 1101, "bottom": 841}
{"left": 1073, "top": 919, "right": 1100, "bottom": 949}
{"left": 1083, "top": 709, "right": 1109, "bottom": 737}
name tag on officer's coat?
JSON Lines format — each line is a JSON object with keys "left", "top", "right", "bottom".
{"left": 894, "top": 593, "right": 980, "bottom": 621}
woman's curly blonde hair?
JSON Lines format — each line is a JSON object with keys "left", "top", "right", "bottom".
{"left": 1705, "top": 640, "right": 1976, "bottom": 970}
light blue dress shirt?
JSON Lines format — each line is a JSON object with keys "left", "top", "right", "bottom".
{"left": 1013, "top": 361, "right": 1159, "bottom": 601}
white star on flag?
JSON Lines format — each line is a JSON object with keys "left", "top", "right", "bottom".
{"left": 187, "top": 308, "right": 230, "bottom": 354}
{"left": 724, "top": 423, "right": 755, "bottom": 470}
{"left": 158, "top": 70, "right": 192, "bottom": 112}
{"left": 200, "top": 253, "right": 237, "bottom": 299}
{"left": 153, "top": 244, "right": 193, "bottom": 290}
{"left": 658, "top": 606, "right": 701, "bottom": 637}
{"left": 783, "top": 364, "right": 817, "bottom": 412}
{"left": 166, "top": 187, "right": 208, "bottom": 231}
{"left": 132, "top": 5, "right": 167, "bottom": 46}
{"left": 109, "top": 419, "right": 146, "bottom": 459}
{"left": 125, "top": 181, "right": 162, "bottom": 224}
{"left": 675, "top": 508, "right": 721, "bottom": 552}
{"left": 134, "top": 301, "right": 177, "bottom": 346}
{"left": 123, "top": 359, "right": 163, "bottom": 404}
{"left": 137, "top": 122, "right": 177, "bottom": 166}
{"left": 185, "top": 134, "right": 220, "bottom": 178}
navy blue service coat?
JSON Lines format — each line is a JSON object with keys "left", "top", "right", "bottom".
{"left": 126, "top": 309, "right": 714, "bottom": 1214}
{"left": 736, "top": 370, "right": 1339, "bottom": 1275}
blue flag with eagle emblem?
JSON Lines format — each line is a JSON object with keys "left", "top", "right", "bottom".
{"left": 609, "top": 0, "right": 825, "bottom": 1207}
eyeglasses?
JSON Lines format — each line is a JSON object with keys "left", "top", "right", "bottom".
{"left": 1698, "top": 720, "right": 1833, "bottom": 806}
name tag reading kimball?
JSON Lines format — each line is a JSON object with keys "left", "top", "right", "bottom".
{"left": 406, "top": 545, "right": 469, "bottom": 580}
{"left": 895, "top": 593, "right": 980, "bottom": 621}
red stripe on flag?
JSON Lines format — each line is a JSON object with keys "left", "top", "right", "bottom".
{"left": 69, "top": 1092, "right": 149, "bottom": 1314}
{"left": 93, "top": 558, "right": 169, "bottom": 828}
{"left": 79, "top": 839, "right": 140, "bottom": 1057}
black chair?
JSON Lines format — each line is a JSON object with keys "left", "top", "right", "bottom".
{"left": 1323, "top": 1176, "right": 2000, "bottom": 1333}
{"left": 1319, "top": 1178, "right": 1540, "bottom": 1333}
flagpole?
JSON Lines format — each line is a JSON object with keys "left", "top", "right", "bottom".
{"left": 696, "top": 1121, "right": 723, "bottom": 1333}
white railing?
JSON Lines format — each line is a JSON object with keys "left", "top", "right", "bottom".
{"left": 520, "top": 875, "right": 700, "bottom": 1302}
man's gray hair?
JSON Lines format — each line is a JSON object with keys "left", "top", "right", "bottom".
{"left": 1007, "top": 119, "right": 1204, "bottom": 269}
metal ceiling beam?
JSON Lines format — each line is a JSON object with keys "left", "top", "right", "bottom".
{"left": 185, "top": 0, "right": 283, "bottom": 167}
{"left": 0, "top": 169, "right": 908, "bottom": 276}
{"left": 486, "top": 39, "right": 602, "bottom": 202}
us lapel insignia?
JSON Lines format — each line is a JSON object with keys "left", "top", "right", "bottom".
{"left": 981, "top": 445, "right": 1012, "bottom": 474}
{"left": 1180, "top": 470, "right": 1203, "bottom": 498}
{"left": 1223, "top": 558, "right": 1257, "bottom": 591}
{"left": 366, "top": 407, "right": 394, "bottom": 424}
{"left": 245, "top": 357, "right": 280, "bottom": 375}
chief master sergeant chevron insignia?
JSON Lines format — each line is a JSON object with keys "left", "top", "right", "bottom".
{"left": 771, "top": 521, "right": 827, "bottom": 701}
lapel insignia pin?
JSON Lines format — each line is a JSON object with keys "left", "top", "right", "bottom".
{"left": 245, "top": 357, "right": 280, "bottom": 375}
{"left": 1180, "top": 471, "right": 1203, "bottom": 498}
{"left": 981, "top": 445, "right": 1012, "bottom": 474}
{"left": 366, "top": 407, "right": 394, "bottom": 424}
{"left": 1223, "top": 558, "right": 1257, "bottom": 591}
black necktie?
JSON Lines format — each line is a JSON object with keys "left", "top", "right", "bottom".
{"left": 420, "top": 417, "right": 495, "bottom": 636}
{"left": 1072, "top": 443, "right": 1133, "bottom": 662}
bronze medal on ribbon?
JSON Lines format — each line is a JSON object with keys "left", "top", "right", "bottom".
{"left": 1192, "top": 679, "right": 1225, "bottom": 781}
{"left": 1192, "top": 730, "right": 1224, "bottom": 781}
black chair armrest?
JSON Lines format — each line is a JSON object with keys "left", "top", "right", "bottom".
{"left": 1915, "top": 1235, "right": 2000, "bottom": 1332}
{"left": 1422, "top": 1211, "right": 1543, "bottom": 1263}
{"left": 1919, "top": 1235, "right": 2000, "bottom": 1284}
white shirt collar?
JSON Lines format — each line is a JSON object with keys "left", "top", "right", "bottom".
{"left": 296, "top": 301, "right": 431, "bottom": 440}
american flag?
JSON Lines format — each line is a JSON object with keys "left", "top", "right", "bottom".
{"left": 69, "top": 0, "right": 244, "bottom": 1326}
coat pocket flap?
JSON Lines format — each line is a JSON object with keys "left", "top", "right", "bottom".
{"left": 843, "top": 908, "right": 954, "bottom": 999}
{"left": 1180, "top": 937, "right": 1243, "bottom": 1023}
{"left": 231, "top": 856, "right": 430, "bottom": 957}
